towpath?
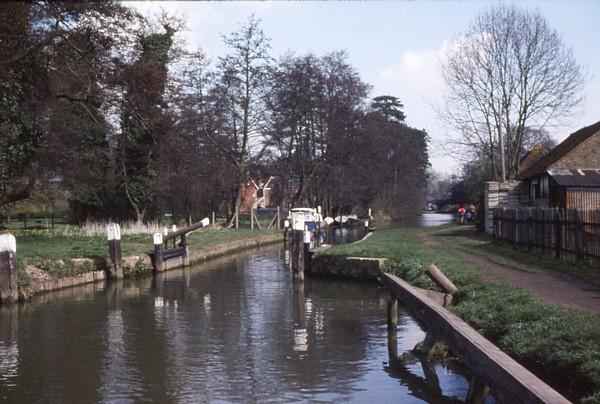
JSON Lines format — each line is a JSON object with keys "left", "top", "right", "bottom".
{"left": 421, "top": 227, "right": 600, "bottom": 315}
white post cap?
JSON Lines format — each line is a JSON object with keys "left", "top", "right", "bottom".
{"left": 153, "top": 233, "right": 163, "bottom": 245}
{"left": 106, "top": 223, "right": 121, "bottom": 241}
{"left": 303, "top": 230, "right": 311, "bottom": 244}
{"left": 172, "top": 225, "right": 177, "bottom": 232}
{"left": 0, "top": 234, "right": 16, "bottom": 253}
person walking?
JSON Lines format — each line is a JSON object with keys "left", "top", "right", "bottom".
{"left": 457, "top": 206, "right": 466, "bottom": 224}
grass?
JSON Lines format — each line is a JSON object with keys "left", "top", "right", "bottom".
{"left": 319, "top": 227, "right": 600, "bottom": 403}
{"left": 5, "top": 228, "right": 279, "bottom": 280}
{"left": 433, "top": 226, "right": 600, "bottom": 286}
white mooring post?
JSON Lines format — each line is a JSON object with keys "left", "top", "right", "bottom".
{"left": 0, "top": 234, "right": 18, "bottom": 303}
{"left": 153, "top": 233, "right": 164, "bottom": 272}
{"left": 303, "top": 227, "right": 312, "bottom": 272}
{"left": 106, "top": 224, "right": 123, "bottom": 279}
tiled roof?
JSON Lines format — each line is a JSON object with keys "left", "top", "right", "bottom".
{"left": 518, "top": 120, "right": 600, "bottom": 179}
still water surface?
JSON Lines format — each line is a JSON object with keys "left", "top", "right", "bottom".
{"left": 1, "top": 243, "right": 477, "bottom": 403}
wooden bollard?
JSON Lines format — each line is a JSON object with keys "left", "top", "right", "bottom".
{"left": 106, "top": 224, "right": 123, "bottom": 279}
{"left": 303, "top": 228, "right": 311, "bottom": 271}
{"left": 425, "top": 264, "right": 458, "bottom": 295}
{"left": 212, "top": 211, "right": 216, "bottom": 229}
{"left": 153, "top": 233, "right": 164, "bottom": 272}
{"left": 466, "top": 377, "right": 491, "bottom": 404}
{"left": 0, "top": 234, "right": 18, "bottom": 303}
{"left": 283, "top": 219, "right": 290, "bottom": 242}
{"left": 387, "top": 292, "right": 398, "bottom": 330}
{"left": 277, "top": 206, "right": 281, "bottom": 230}
{"left": 292, "top": 229, "right": 305, "bottom": 281}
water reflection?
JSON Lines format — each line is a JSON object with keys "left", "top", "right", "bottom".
{"left": 0, "top": 245, "right": 478, "bottom": 403}
{"left": 0, "top": 306, "right": 19, "bottom": 400}
{"left": 419, "top": 213, "right": 455, "bottom": 228}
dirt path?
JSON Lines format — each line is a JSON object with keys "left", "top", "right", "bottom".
{"left": 421, "top": 231, "right": 600, "bottom": 315}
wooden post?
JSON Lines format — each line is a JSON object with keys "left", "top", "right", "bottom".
{"left": 466, "top": 377, "right": 491, "bottom": 404}
{"left": 387, "top": 292, "right": 398, "bottom": 331}
{"left": 212, "top": 211, "right": 216, "bottom": 229}
{"left": 153, "top": 233, "right": 164, "bottom": 272}
{"left": 575, "top": 210, "right": 584, "bottom": 262}
{"left": 181, "top": 234, "right": 189, "bottom": 265}
{"left": 251, "top": 208, "right": 254, "bottom": 230}
{"left": 555, "top": 209, "right": 562, "bottom": 260}
{"left": 292, "top": 229, "right": 305, "bottom": 281}
{"left": 283, "top": 219, "right": 289, "bottom": 242}
{"left": 303, "top": 228, "right": 311, "bottom": 272}
{"left": 527, "top": 212, "right": 533, "bottom": 251}
{"left": 425, "top": 264, "right": 458, "bottom": 295}
{"left": 387, "top": 306, "right": 398, "bottom": 359}
{"left": 0, "top": 234, "right": 18, "bottom": 303}
{"left": 277, "top": 206, "right": 281, "bottom": 230}
{"left": 235, "top": 205, "right": 239, "bottom": 229}
{"left": 106, "top": 224, "right": 123, "bottom": 279}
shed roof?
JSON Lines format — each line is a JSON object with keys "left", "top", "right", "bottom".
{"left": 518, "top": 120, "right": 600, "bottom": 179}
{"left": 548, "top": 169, "right": 600, "bottom": 187}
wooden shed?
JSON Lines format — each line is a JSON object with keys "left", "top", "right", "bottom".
{"left": 518, "top": 120, "right": 600, "bottom": 210}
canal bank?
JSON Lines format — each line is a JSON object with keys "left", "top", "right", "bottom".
{"left": 10, "top": 230, "right": 283, "bottom": 301}
{"left": 314, "top": 227, "right": 600, "bottom": 403}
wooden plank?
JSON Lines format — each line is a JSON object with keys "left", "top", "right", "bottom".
{"left": 380, "top": 273, "right": 571, "bottom": 404}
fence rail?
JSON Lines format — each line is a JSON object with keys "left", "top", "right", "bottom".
{"left": 493, "top": 208, "right": 600, "bottom": 268}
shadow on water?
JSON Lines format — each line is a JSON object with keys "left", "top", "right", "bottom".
{"left": 1, "top": 244, "right": 489, "bottom": 403}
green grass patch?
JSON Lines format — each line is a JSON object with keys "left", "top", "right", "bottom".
{"left": 5, "top": 228, "right": 278, "bottom": 280}
{"left": 321, "top": 227, "right": 600, "bottom": 403}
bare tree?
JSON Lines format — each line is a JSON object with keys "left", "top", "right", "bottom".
{"left": 211, "top": 15, "right": 272, "bottom": 220}
{"left": 439, "top": 4, "right": 585, "bottom": 181}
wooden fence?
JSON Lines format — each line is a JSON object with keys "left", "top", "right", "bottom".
{"left": 493, "top": 208, "right": 600, "bottom": 268}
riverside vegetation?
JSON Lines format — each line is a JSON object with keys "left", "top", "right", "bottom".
{"left": 11, "top": 228, "right": 279, "bottom": 286}
{"left": 320, "top": 227, "right": 600, "bottom": 403}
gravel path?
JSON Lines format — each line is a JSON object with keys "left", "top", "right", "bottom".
{"left": 423, "top": 230, "right": 600, "bottom": 315}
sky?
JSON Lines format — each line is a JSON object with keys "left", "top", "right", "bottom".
{"left": 129, "top": 0, "right": 600, "bottom": 175}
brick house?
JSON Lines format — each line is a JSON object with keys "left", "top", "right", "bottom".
{"left": 484, "top": 120, "right": 600, "bottom": 232}
{"left": 239, "top": 176, "right": 276, "bottom": 213}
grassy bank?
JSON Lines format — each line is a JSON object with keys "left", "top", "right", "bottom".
{"left": 320, "top": 227, "right": 600, "bottom": 403}
{"left": 9, "top": 228, "right": 279, "bottom": 281}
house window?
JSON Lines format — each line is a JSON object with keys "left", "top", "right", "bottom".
{"left": 530, "top": 178, "right": 540, "bottom": 200}
{"left": 540, "top": 176, "right": 549, "bottom": 198}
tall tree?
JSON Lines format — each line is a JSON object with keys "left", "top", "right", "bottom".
{"left": 439, "top": 4, "right": 585, "bottom": 181}
{"left": 370, "top": 95, "right": 406, "bottom": 123}
{"left": 117, "top": 22, "right": 176, "bottom": 223}
{"left": 211, "top": 16, "right": 272, "bottom": 220}
{"left": 0, "top": 1, "right": 136, "bottom": 212}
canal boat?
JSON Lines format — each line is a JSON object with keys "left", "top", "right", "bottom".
{"left": 289, "top": 207, "right": 323, "bottom": 231}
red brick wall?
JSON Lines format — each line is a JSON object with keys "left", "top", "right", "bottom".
{"left": 551, "top": 130, "right": 600, "bottom": 169}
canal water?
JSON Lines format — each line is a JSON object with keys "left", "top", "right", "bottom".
{"left": 420, "top": 212, "right": 456, "bottom": 228}
{"left": 1, "top": 240, "right": 479, "bottom": 403}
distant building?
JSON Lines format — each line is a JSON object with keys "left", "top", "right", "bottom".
{"left": 484, "top": 120, "right": 600, "bottom": 233}
{"left": 518, "top": 120, "right": 600, "bottom": 210}
{"left": 239, "top": 176, "right": 276, "bottom": 213}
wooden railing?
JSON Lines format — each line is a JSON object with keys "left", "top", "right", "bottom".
{"left": 153, "top": 218, "right": 209, "bottom": 271}
{"left": 493, "top": 207, "right": 600, "bottom": 268}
